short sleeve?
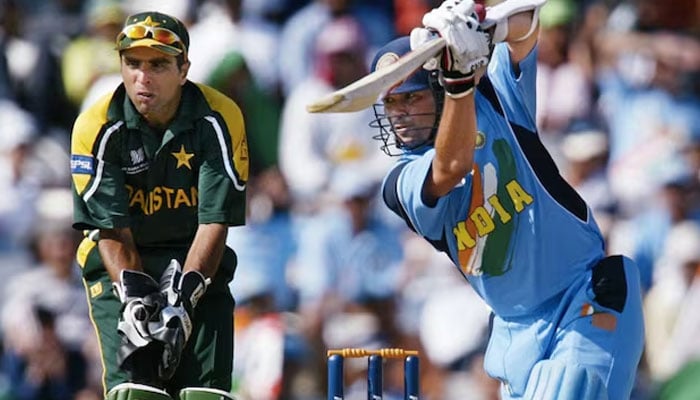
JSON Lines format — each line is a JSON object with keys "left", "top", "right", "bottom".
{"left": 487, "top": 43, "right": 538, "bottom": 132}
{"left": 71, "top": 102, "right": 131, "bottom": 230}
{"left": 196, "top": 98, "right": 248, "bottom": 226}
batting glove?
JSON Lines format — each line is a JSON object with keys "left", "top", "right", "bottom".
{"left": 414, "top": 0, "right": 490, "bottom": 96}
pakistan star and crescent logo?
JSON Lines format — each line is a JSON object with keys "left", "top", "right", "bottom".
{"left": 133, "top": 15, "right": 161, "bottom": 27}
{"left": 172, "top": 145, "right": 194, "bottom": 170}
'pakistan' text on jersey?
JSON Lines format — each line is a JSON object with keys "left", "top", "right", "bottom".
{"left": 71, "top": 81, "right": 248, "bottom": 247}
{"left": 383, "top": 44, "right": 605, "bottom": 317}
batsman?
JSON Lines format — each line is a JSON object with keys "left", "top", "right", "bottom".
{"left": 70, "top": 11, "right": 247, "bottom": 400}
{"left": 366, "top": 0, "right": 645, "bottom": 398}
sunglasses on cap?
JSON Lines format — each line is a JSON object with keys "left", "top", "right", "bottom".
{"left": 117, "top": 23, "right": 185, "bottom": 50}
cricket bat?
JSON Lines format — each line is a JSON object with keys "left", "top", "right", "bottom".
{"left": 306, "top": 0, "right": 544, "bottom": 113}
{"left": 306, "top": 37, "right": 446, "bottom": 113}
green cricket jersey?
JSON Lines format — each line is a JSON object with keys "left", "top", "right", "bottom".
{"left": 71, "top": 81, "right": 248, "bottom": 248}
{"left": 70, "top": 82, "right": 244, "bottom": 393}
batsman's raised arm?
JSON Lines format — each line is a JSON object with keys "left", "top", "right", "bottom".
{"left": 412, "top": 0, "right": 543, "bottom": 202}
{"left": 498, "top": 5, "right": 541, "bottom": 63}
{"left": 415, "top": 0, "right": 488, "bottom": 201}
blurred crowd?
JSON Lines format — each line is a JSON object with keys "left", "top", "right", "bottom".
{"left": 0, "top": 0, "right": 698, "bottom": 399}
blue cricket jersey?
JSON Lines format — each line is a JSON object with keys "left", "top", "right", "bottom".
{"left": 383, "top": 44, "right": 606, "bottom": 317}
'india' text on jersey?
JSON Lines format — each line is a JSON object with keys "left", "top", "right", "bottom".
{"left": 384, "top": 45, "right": 605, "bottom": 317}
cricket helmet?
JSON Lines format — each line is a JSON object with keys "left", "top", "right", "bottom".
{"left": 369, "top": 36, "right": 444, "bottom": 156}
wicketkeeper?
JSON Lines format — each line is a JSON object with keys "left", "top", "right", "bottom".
{"left": 70, "top": 11, "right": 247, "bottom": 400}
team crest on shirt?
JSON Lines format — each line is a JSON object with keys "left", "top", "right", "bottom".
{"left": 123, "top": 147, "right": 149, "bottom": 174}
{"left": 171, "top": 145, "right": 194, "bottom": 170}
{"left": 475, "top": 131, "right": 486, "bottom": 149}
{"left": 375, "top": 52, "right": 399, "bottom": 70}
{"left": 130, "top": 148, "right": 145, "bottom": 164}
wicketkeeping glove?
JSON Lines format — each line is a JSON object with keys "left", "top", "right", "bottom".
{"left": 113, "top": 270, "right": 167, "bottom": 384}
{"left": 150, "top": 259, "right": 210, "bottom": 381}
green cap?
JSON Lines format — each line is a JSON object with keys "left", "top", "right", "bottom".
{"left": 116, "top": 11, "right": 189, "bottom": 57}
{"left": 539, "top": 0, "right": 575, "bottom": 28}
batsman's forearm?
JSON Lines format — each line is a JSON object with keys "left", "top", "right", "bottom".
{"left": 98, "top": 228, "right": 143, "bottom": 282}
{"left": 505, "top": 11, "right": 540, "bottom": 64}
{"left": 504, "top": 10, "right": 539, "bottom": 42}
{"left": 482, "top": 0, "right": 543, "bottom": 64}
{"left": 427, "top": 93, "right": 477, "bottom": 200}
{"left": 184, "top": 223, "right": 228, "bottom": 278}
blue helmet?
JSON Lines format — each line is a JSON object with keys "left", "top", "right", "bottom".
{"left": 369, "top": 36, "right": 444, "bottom": 155}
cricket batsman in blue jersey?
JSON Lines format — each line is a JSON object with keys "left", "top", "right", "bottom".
{"left": 368, "top": 0, "right": 644, "bottom": 398}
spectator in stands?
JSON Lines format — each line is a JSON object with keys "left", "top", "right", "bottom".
{"left": 188, "top": 0, "right": 281, "bottom": 96}
{"left": 560, "top": 124, "right": 616, "bottom": 239}
{"left": 536, "top": 0, "right": 594, "bottom": 138}
{"left": 278, "top": 0, "right": 394, "bottom": 95}
{"left": 644, "top": 221, "right": 700, "bottom": 381}
{"left": 0, "top": 188, "right": 92, "bottom": 400}
{"left": 60, "top": 0, "right": 124, "bottom": 108}
{"left": 294, "top": 166, "right": 404, "bottom": 341}
{"left": 279, "top": 16, "right": 392, "bottom": 212}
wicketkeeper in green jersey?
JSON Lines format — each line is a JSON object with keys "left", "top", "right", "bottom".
{"left": 70, "top": 10, "right": 248, "bottom": 400}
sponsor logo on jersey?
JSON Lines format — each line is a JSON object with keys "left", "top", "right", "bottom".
{"left": 71, "top": 155, "right": 95, "bottom": 174}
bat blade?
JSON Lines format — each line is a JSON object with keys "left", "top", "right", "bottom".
{"left": 305, "top": 0, "right": 534, "bottom": 114}
{"left": 306, "top": 37, "right": 446, "bottom": 113}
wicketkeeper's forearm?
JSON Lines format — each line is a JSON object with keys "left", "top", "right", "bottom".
{"left": 99, "top": 227, "right": 144, "bottom": 282}
{"left": 184, "top": 223, "right": 228, "bottom": 278}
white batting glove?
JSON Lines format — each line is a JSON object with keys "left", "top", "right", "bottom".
{"left": 417, "top": 0, "right": 491, "bottom": 75}
{"left": 409, "top": 27, "right": 441, "bottom": 70}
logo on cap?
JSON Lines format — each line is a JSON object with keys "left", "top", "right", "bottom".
{"left": 375, "top": 52, "right": 400, "bottom": 71}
